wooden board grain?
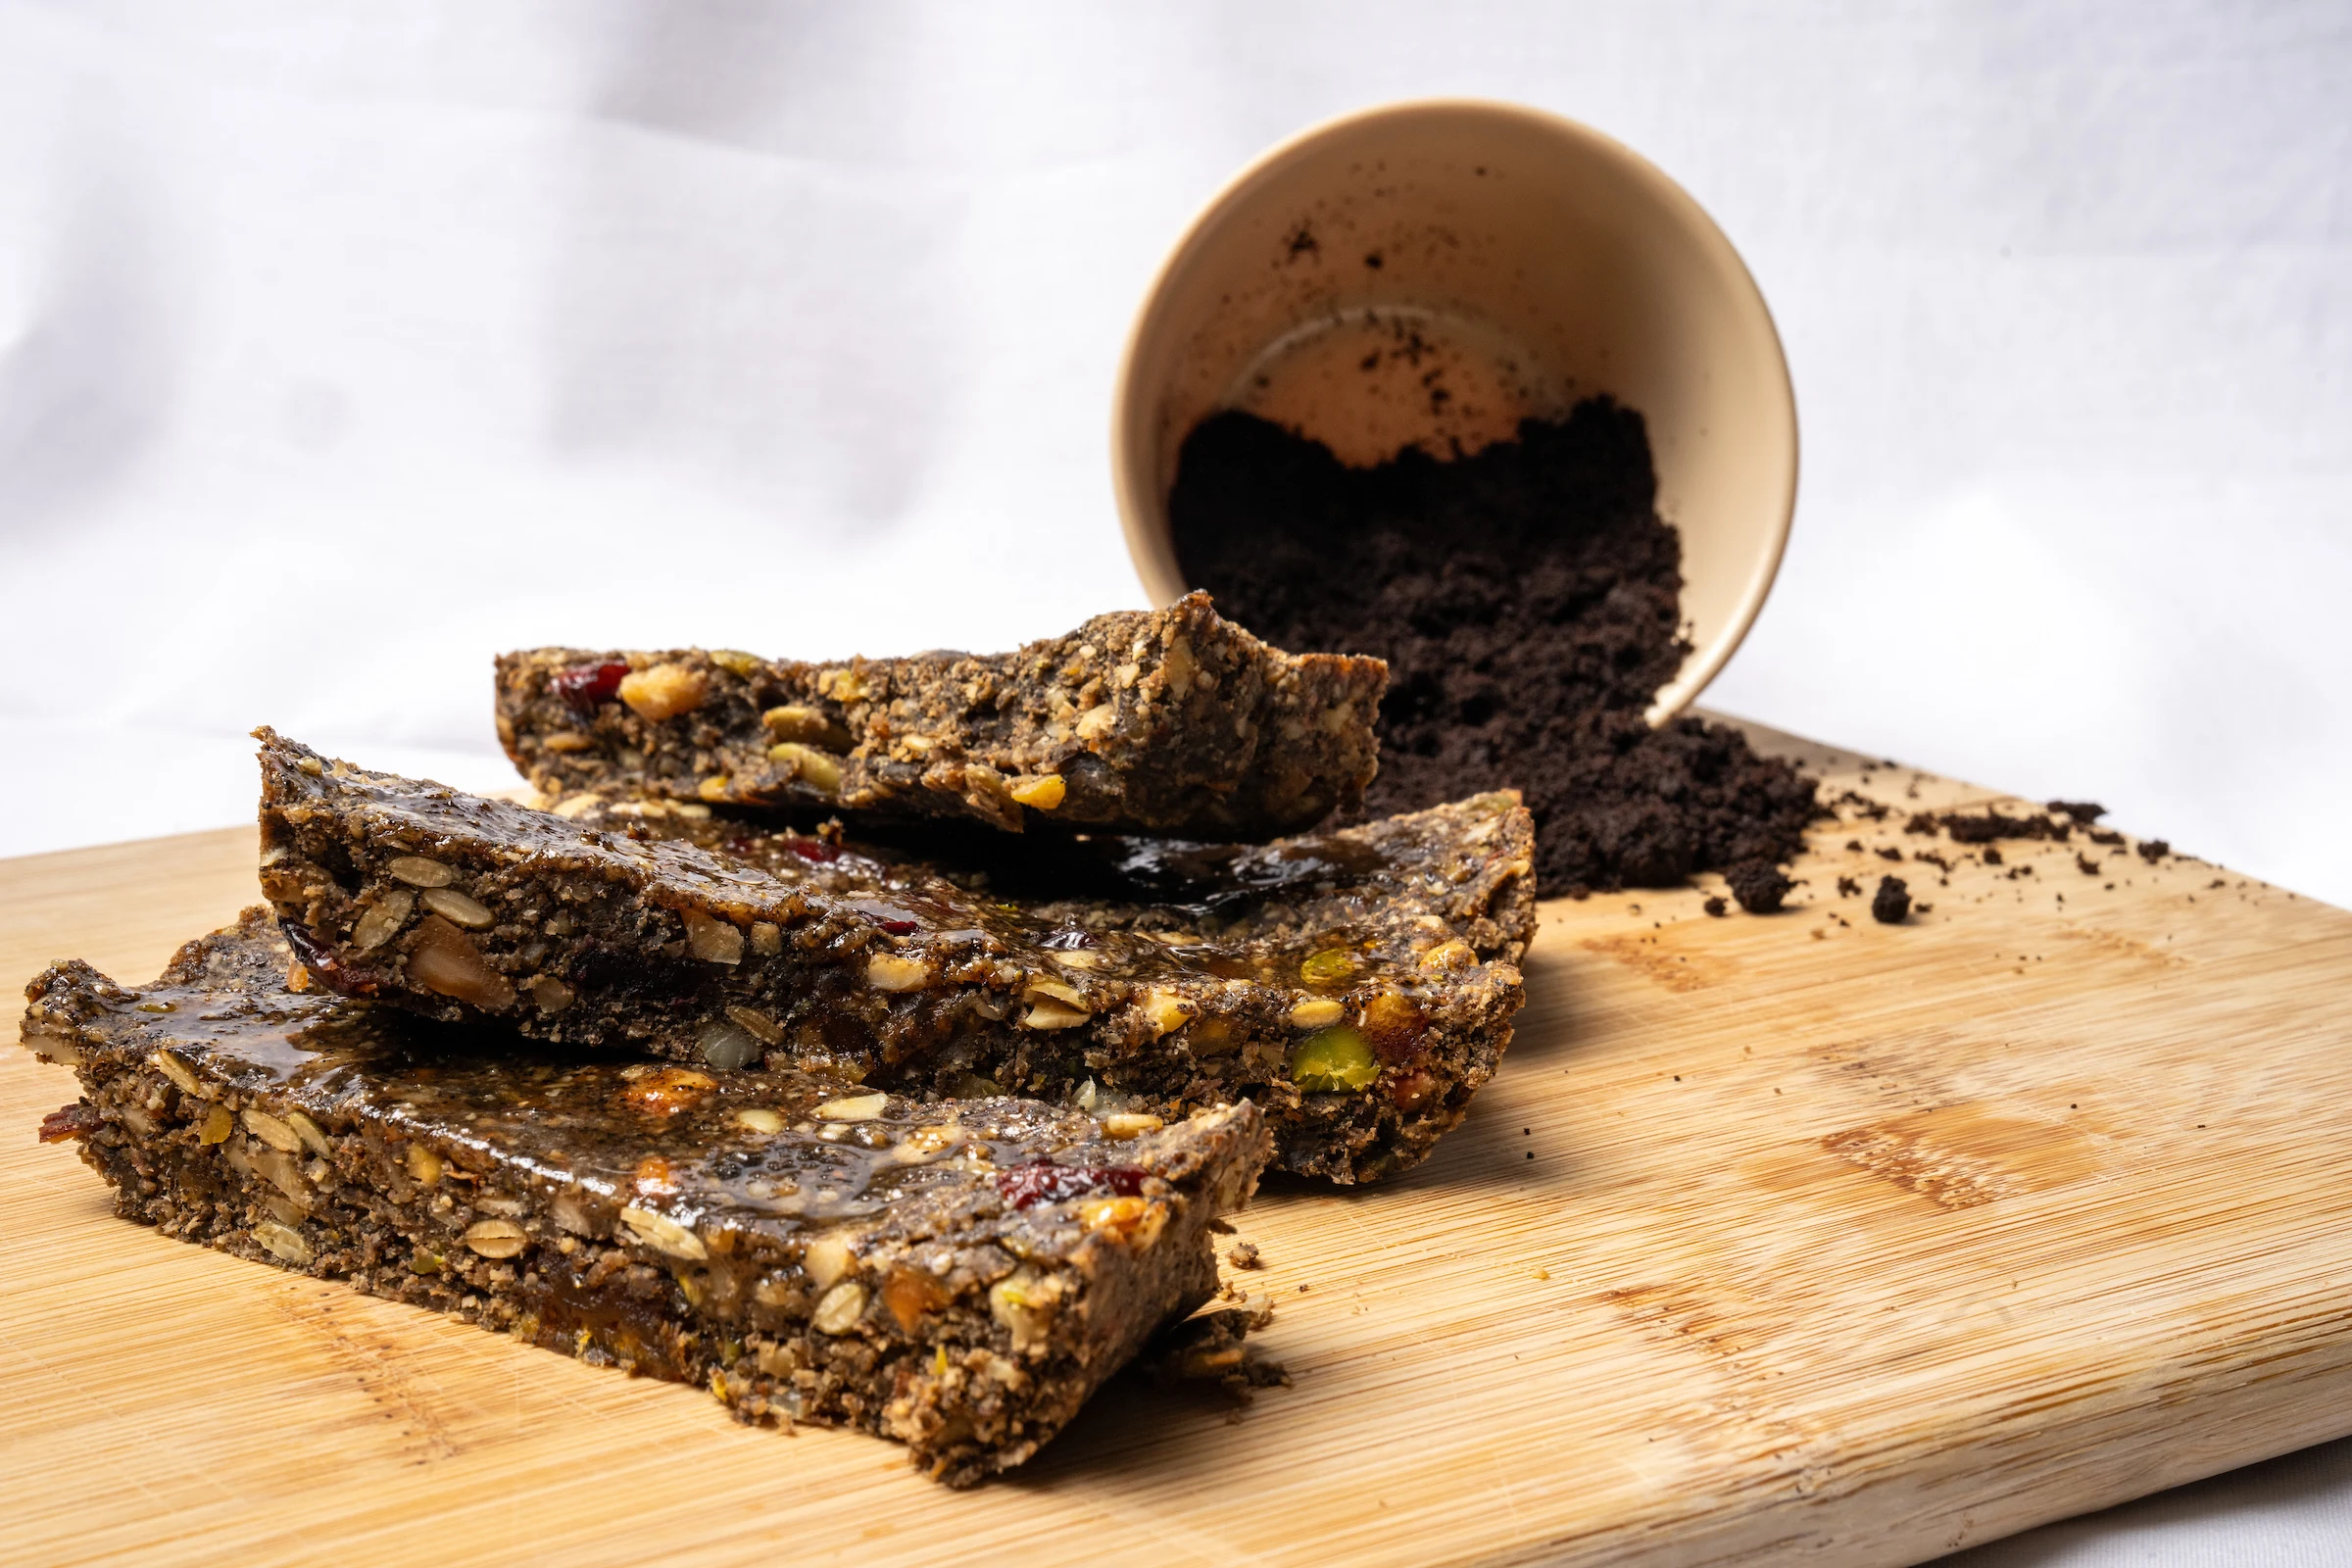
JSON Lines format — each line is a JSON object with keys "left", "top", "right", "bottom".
{"left": 5, "top": 720, "right": 2349, "bottom": 1568}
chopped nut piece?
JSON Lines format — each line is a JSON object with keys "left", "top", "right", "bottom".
{"left": 350, "top": 891, "right": 415, "bottom": 952}
{"left": 749, "top": 922, "right": 782, "bottom": 957}
{"left": 1102, "top": 1113, "right": 1165, "bottom": 1140}
{"left": 761, "top": 706, "right": 848, "bottom": 748}
{"left": 989, "top": 1268, "right": 1057, "bottom": 1351}
{"left": 419, "top": 887, "right": 495, "bottom": 930}
{"left": 811, "top": 1280, "right": 867, "bottom": 1335}
{"left": 767, "top": 742, "right": 843, "bottom": 795}
{"left": 1419, "top": 939, "right": 1475, "bottom": 971}
{"left": 407, "top": 915, "right": 515, "bottom": 1010}
{"left": 816, "top": 1093, "right": 889, "bottom": 1123}
{"left": 620, "top": 1204, "right": 710, "bottom": 1260}
{"left": 524, "top": 973, "right": 574, "bottom": 1014}
{"left": 197, "top": 1102, "right": 233, "bottom": 1145}
{"left": 1288, "top": 997, "right": 1345, "bottom": 1029}
{"left": 710, "top": 649, "right": 761, "bottom": 678}
{"left": 1078, "top": 1196, "right": 1150, "bottom": 1237}
{"left": 866, "top": 953, "right": 929, "bottom": 992}
{"left": 1021, "top": 1001, "right": 1091, "bottom": 1031}
{"left": 463, "top": 1219, "right": 530, "bottom": 1258}
{"left": 804, "top": 1234, "right": 855, "bottom": 1289}
{"left": 620, "top": 1067, "right": 716, "bottom": 1116}
{"left": 1006, "top": 774, "right": 1066, "bottom": 809}
{"left": 406, "top": 1144, "right": 444, "bottom": 1187}
{"left": 1137, "top": 988, "right": 1193, "bottom": 1038}
{"left": 1022, "top": 977, "right": 1090, "bottom": 1010}
{"left": 733, "top": 1107, "right": 785, "bottom": 1135}
{"left": 682, "top": 908, "right": 745, "bottom": 965}
{"left": 815, "top": 667, "right": 870, "bottom": 704}
{"left": 697, "top": 775, "right": 733, "bottom": 803}
{"left": 617, "top": 662, "right": 708, "bottom": 721}
{"left": 385, "top": 856, "right": 456, "bottom": 889}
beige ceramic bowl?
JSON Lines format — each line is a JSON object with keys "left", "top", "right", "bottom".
{"left": 1112, "top": 99, "right": 1796, "bottom": 722}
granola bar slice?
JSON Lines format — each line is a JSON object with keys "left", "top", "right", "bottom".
{"left": 497, "top": 592, "right": 1386, "bottom": 840}
{"left": 23, "top": 910, "right": 1269, "bottom": 1487}
{"left": 256, "top": 729, "right": 1534, "bottom": 1183}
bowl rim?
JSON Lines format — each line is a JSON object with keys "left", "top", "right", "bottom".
{"left": 1108, "top": 94, "right": 1798, "bottom": 724}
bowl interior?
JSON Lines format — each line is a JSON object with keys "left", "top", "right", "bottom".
{"left": 1113, "top": 100, "right": 1796, "bottom": 721}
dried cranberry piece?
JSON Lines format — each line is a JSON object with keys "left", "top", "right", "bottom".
{"left": 552, "top": 661, "right": 631, "bottom": 714}
{"left": 38, "top": 1102, "right": 100, "bottom": 1144}
{"left": 785, "top": 838, "right": 841, "bottom": 864}
{"left": 848, "top": 898, "right": 920, "bottom": 935}
{"left": 995, "top": 1158, "right": 1148, "bottom": 1209}
{"left": 279, "top": 918, "right": 377, "bottom": 997}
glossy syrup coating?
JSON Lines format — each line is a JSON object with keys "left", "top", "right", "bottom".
{"left": 255, "top": 729, "right": 1536, "bottom": 1182}
{"left": 24, "top": 911, "right": 1270, "bottom": 1486}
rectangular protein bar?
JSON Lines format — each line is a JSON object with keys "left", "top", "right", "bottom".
{"left": 24, "top": 910, "right": 1270, "bottom": 1487}
{"left": 496, "top": 592, "right": 1386, "bottom": 840}
{"left": 255, "top": 728, "right": 1535, "bottom": 1183}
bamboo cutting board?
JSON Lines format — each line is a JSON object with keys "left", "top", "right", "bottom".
{"left": 5, "top": 717, "right": 2350, "bottom": 1568}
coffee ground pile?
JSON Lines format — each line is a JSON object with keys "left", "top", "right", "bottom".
{"left": 1169, "top": 399, "right": 1822, "bottom": 901}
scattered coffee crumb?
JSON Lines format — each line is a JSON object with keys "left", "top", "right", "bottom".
{"left": 1142, "top": 1306, "right": 1291, "bottom": 1404}
{"left": 1170, "top": 401, "right": 1822, "bottom": 896}
{"left": 2076, "top": 854, "right": 2103, "bottom": 875}
{"left": 1836, "top": 875, "right": 1862, "bottom": 897}
{"left": 1872, "top": 875, "right": 1912, "bottom": 924}
{"left": 1913, "top": 850, "right": 1952, "bottom": 871}
{"left": 2088, "top": 829, "right": 2125, "bottom": 847}
{"left": 1702, "top": 896, "right": 1729, "bottom": 917}
{"left": 1227, "top": 1240, "right": 1262, "bottom": 1270}
{"left": 1936, "top": 809, "right": 2071, "bottom": 845}
{"left": 1845, "top": 839, "right": 1864, "bottom": 852}
{"left": 1983, "top": 847, "right": 2004, "bottom": 865}
{"left": 1877, "top": 846, "right": 1905, "bottom": 862}
{"left": 1727, "top": 862, "right": 1793, "bottom": 913}
{"left": 2137, "top": 839, "right": 2171, "bottom": 862}
{"left": 2047, "top": 800, "right": 2107, "bottom": 823}
{"left": 1836, "top": 791, "right": 1891, "bottom": 822}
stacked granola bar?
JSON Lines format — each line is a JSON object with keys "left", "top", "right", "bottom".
{"left": 25, "top": 598, "right": 1537, "bottom": 1483}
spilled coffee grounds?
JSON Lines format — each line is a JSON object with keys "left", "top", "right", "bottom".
{"left": 1170, "top": 399, "right": 1820, "bottom": 899}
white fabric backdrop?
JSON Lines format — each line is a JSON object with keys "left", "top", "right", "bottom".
{"left": 2, "top": 3, "right": 2346, "bottom": 1559}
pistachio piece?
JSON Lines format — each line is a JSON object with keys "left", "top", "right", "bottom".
{"left": 1290, "top": 1025, "right": 1379, "bottom": 1092}
{"left": 617, "top": 662, "right": 708, "bottom": 721}
{"left": 463, "top": 1219, "right": 530, "bottom": 1259}
{"left": 385, "top": 856, "right": 456, "bottom": 888}
{"left": 419, "top": 886, "right": 495, "bottom": 930}
{"left": 1299, "top": 947, "right": 1360, "bottom": 988}
{"left": 989, "top": 1268, "right": 1057, "bottom": 1350}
